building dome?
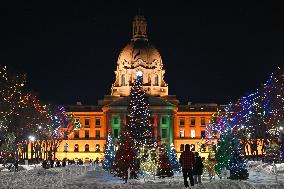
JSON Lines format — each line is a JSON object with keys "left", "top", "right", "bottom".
{"left": 111, "top": 14, "right": 168, "bottom": 97}
{"left": 117, "top": 39, "right": 163, "bottom": 69}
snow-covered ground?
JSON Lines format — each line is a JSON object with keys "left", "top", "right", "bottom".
{"left": 0, "top": 162, "right": 284, "bottom": 189}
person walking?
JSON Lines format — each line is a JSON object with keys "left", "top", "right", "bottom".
{"left": 180, "top": 144, "right": 195, "bottom": 188}
{"left": 14, "top": 159, "right": 19, "bottom": 172}
{"left": 193, "top": 152, "right": 204, "bottom": 184}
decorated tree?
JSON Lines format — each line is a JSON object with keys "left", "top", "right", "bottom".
{"left": 157, "top": 144, "right": 173, "bottom": 177}
{"left": 0, "top": 65, "right": 26, "bottom": 134}
{"left": 206, "top": 109, "right": 223, "bottom": 140}
{"left": 266, "top": 143, "right": 280, "bottom": 163}
{"left": 229, "top": 136, "right": 249, "bottom": 180}
{"left": 215, "top": 128, "right": 233, "bottom": 175}
{"left": 140, "top": 147, "right": 158, "bottom": 177}
{"left": 103, "top": 129, "right": 115, "bottom": 171}
{"left": 111, "top": 130, "right": 139, "bottom": 182}
{"left": 0, "top": 133, "right": 16, "bottom": 163}
{"left": 127, "top": 71, "right": 152, "bottom": 150}
{"left": 169, "top": 144, "right": 180, "bottom": 173}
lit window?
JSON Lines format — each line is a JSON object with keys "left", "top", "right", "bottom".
{"left": 191, "top": 129, "right": 195, "bottom": 138}
{"left": 180, "top": 130, "right": 184, "bottom": 138}
{"left": 154, "top": 74, "right": 159, "bottom": 86}
{"left": 121, "top": 74, "right": 126, "bottom": 86}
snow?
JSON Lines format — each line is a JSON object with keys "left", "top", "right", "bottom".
{"left": 0, "top": 162, "right": 284, "bottom": 189}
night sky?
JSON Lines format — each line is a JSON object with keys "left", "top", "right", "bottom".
{"left": 0, "top": 1, "right": 283, "bottom": 105}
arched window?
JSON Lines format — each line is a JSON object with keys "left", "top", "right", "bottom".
{"left": 95, "top": 144, "right": 100, "bottom": 152}
{"left": 74, "top": 144, "right": 79, "bottom": 152}
{"left": 154, "top": 74, "right": 159, "bottom": 86}
{"left": 85, "top": 144, "right": 89, "bottom": 152}
{"left": 121, "top": 74, "right": 126, "bottom": 86}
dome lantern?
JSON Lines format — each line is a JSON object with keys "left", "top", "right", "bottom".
{"left": 132, "top": 15, "right": 148, "bottom": 41}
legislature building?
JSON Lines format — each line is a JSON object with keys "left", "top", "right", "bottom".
{"left": 55, "top": 15, "right": 224, "bottom": 161}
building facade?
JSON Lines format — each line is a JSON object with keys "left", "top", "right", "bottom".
{"left": 55, "top": 15, "right": 224, "bottom": 161}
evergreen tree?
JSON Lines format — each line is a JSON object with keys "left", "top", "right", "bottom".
{"left": 266, "top": 143, "right": 280, "bottom": 163}
{"left": 157, "top": 144, "right": 173, "bottom": 177}
{"left": 111, "top": 130, "right": 139, "bottom": 182}
{"left": 169, "top": 144, "right": 181, "bottom": 173}
{"left": 127, "top": 72, "right": 152, "bottom": 149}
{"left": 103, "top": 130, "right": 115, "bottom": 171}
{"left": 229, "top": 136, "right": 249, "bottom": 180}
{"left": 215, "top": 129, "right": 233, "bottom": 175}
{"left": 140, "top": 147, "right": 158, "bottom": 176}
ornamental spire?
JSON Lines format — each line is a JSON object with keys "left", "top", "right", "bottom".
{"left": 132, "top": 14, "right": 148, "bottom": 41}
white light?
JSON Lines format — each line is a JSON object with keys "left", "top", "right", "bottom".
{"left": 29, "top": 136, "right": 35, "bottom": 142}
{"left": 280, "top": 126, "right": 284, "bottom": 131}
{"left": 38, "top": 126, "right": 42, "bottom": 129}
{"left": 136, "top": 71, "right": 143, "bottom": 77}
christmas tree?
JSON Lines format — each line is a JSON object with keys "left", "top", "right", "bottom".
{"left": 140, "top": 147, "right": 158, "bottom": 177}
{"left": 127, "top": 71, "right": 152, "bottom": 150}
{"left": 169, "top": 144, "right": 181, "bottom": 173}
{"left": 103, "top": 129, "right": 115, "bottom": 171}
{"left": 111, "top": 130, "right": 139, "bottom": 182}
{"left": 157, "top": 145, "right": 174, "bottom": 177}
{"left": 229, "top": 136, "right": 249, "bottom": 180}
{"left": 215, "top": 129, "right": 233, "bottom": 175}
{"left": 206, "top": 109, "right": 222, "bottom": 140}
{"left": 266, "top": 143, "right": 280, "bottom": 163}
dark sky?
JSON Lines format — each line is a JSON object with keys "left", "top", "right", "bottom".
{"left": 0, "top": 1, "right": 283, "bottom": 105}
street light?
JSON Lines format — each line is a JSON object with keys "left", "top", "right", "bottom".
{"left": 28, "top": 136, "right": 35, "bottom": 161}
{"left": 28, "top": 136, "right": 35, "bottom": 142}
{"left": 64, "top": 143, "right": 68, "bottom": 160}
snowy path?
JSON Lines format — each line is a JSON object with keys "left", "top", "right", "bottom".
{"left": 1, "top": 162, "right": 284, "bottom": 189}
{"left": 61, "top": 167, "right": 284, "bottom": 189}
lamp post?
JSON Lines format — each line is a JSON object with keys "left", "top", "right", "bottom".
{"left": 64, "top": 143, "right": 68, "bottom": 160}
{"left": 28, "top": 136, "right": 35, "bottom": 161}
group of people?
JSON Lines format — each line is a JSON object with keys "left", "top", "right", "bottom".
{"left": 41, "top": 157, "right": 101, "bottom": 169}
{"left": 42, "top": 159, "right": 67, "bottom": 169}
{"left": 180, "top": 144, "right": 204, "bottom": 188}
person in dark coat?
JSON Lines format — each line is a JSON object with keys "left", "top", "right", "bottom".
{"left": 180, "top": 144, "right": 195, "bottom": 188}
{"left": 14, "top": 159, "right": 19, "bottom": 172}
{"left": 50, "top": 160, "right": 54, "bottom": 168}
{"left": 56, "top": 160, "right": 61, "bottom": 167}
{"left": 42, "top": 160, "right": 47, "bottom": 169}
{"left": 62, "top": 159, "right": 66, "bottom": 167}
{"left": 193, "top": 152, "right": 204, "bottom": 184}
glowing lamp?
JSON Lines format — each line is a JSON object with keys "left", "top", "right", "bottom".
{"left": 28, "top": 136, "right": 35, "bottom": 142}
{"left": 136, "top": 71, "right": 143, "bottom": 77}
